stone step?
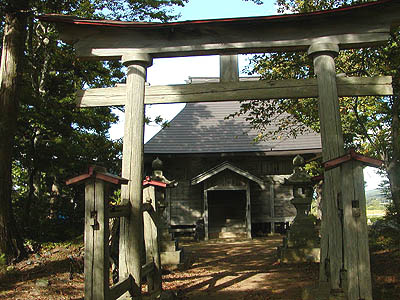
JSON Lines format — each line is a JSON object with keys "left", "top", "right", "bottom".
{"left": 220, "top": 226, "right": 246, "bottom": 233}
{"left": 218, "top": 232, "right": 247, "bottom": 239}
{"left": 226, "top": 218, "right": 245, "bottom": 225}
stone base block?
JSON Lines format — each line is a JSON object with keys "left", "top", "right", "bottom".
{"left": 302, "top": 282, "right": 330, "bottom": 300}
{"left": 302, "top": 282, "right": 347, "bottom": 300}
{"left": 160, "top": 249, "right": 183, "bottom": 266}
{"left": 279, "top": 246, "right": 320, "bottom": 263}
{"left": 160, "top": 240, "right": 178, "bottom": 252}
{"left": 209, "top": 231, "right": 247, "bottom": 239}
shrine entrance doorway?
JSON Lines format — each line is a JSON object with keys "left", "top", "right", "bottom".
{"left": 207, "top": 190, "right": 247, "bottom": 239}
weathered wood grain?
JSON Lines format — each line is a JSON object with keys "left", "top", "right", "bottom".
{"left": 93, "top": 180, "right": 110, "bottom": 300}
{"left": 246, "top": 183, "right": 252, "bottom": 238}
{"left": 141, "top": 261, "right": 156, "bottom": 277}
{"left": 309, "top": 44, "right": 344, "bottom": 291}
{"left": 203, "top": 190, "right": 209, "bottom": 240}
{"left": 142, "top": 186, "right": 162, "bottom": 296}
{"left": 220, "top": 55, "right": 239, "bottom": 83}
{"left": 84, "top": 180, "right": 95, "bottom": 299}
{"left": 119, "top": 54, "right": 152, "bottom": 298}
{"left": 354, "top": 161, "right": 373, "bottom": 300}
{"left": 109, "top": 275, "right": 138, "bottom": 300}
{"left": 47, "top": 1, "right": 400, "bottom": 60}
{"left": 84, "top": 180, "right": 110, "bottom": 300}
{"left": 342, "top": 161, "right": 372, "bottom": 300}
{"left": 342, "top": 161, "right": 358, "bottom": 299}
{"left": 109, "top": 204, "right": 131, "bottom": 218}
{"left": 270, "top": 184, "right": 275, "bottom": 233}
{"left": 76, "top": 76, "right": 393, "bottom": 107}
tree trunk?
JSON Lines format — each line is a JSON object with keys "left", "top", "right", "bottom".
{"left": 0, "top": 9, "right": 28, "bottom": 262}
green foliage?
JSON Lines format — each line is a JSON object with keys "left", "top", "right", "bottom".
{"left": 367, "top": 199, "right": 386, "bottom": 211}
{"left": 1, "top": 0, "right": 188, "bottom": 244}
{"left": 369, "top": 204, "right": 400, "bottom": 250}
{"left": 110, "top": 189, "right": 122, "bottom": 206}
{"left": 232, "top": 0, "right": 400, "bottom": 212}
{"left": 41, "top": 235, "right": 83, "bottom": 251}
{"left": 242, "top": 0, "right": 264, "bottom": 5}
{"left": 275, "top": 0, "right": 350, "bottom": 13}
{"left": 0, "top": 253, "right": 6, "bottom": 269}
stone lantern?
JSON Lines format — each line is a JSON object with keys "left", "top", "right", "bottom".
{"left": 148, "top": 157, "right": 183, "bottom": 268}
{"left": 279, "top": 155, "right": 320, "bottom": 263}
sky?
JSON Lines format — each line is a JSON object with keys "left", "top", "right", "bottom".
{"left": 109, "top": 0, "right": 277, "bottom": 142}
{"left": 108, "top": 0, "right": 385, "bottom": 191}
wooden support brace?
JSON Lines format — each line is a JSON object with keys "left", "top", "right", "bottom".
{"left": 142, "top": 203, "right": 161, "bottom": 235}
{"left": 141, "top": 261, "right": 156, "bottom": 278}
{"left": 142, "top": 202, "right": 154, "bottom": 212}
{"left": 109, "top": 204, "right": 131, "bottom": 218}
{"left": 109, "top": 275, "right": 140, "bottom": 300}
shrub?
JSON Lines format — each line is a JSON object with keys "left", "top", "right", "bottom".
{"left": 0, "top": 253, "right": 6, "bottom": 271}
{"left": 369, "top": 204, "right": 400, "bottom": 250}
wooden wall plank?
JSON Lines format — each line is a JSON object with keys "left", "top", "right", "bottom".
{"left": 246, "top": 183, "right": 252, "bottom": 238}
{"left": 204, "top": 190, "right": 208, "bottom": 240}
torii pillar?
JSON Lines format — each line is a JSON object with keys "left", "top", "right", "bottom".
{"left": 308, "top": 43, "right": 372, "bottom": 300}
{"left": 119, "top": 53, "right": 153, "bottom": 299}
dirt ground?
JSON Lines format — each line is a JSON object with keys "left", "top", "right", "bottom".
{"left": 163, "top": 236, "right": 319, "bottom": 300}
{"left": 0, "top": 236, "right": 398, "bottom": 300}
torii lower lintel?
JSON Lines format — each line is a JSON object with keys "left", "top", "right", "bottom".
{"left": 76, "top": 76, "right": 393, "bottom": 107}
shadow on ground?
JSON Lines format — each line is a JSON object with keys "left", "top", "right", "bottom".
{"left": 163, "top": 236, "right": 319, "bottom": 300}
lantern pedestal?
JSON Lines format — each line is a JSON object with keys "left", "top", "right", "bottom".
{"left": 279, "top": 155, "right": 320, "bottom": 263}
{"left": 151, "top": 158, "right": 185, "bottom": 269}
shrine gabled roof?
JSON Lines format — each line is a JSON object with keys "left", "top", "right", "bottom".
{"left": 144, "top": 95, "right": 322, "bottom": 156}
{"left": 39, "top": 0, "right": 395, "bottom": 29}
{"left": 191, "top": 161, "right": 265, "bottom": 189}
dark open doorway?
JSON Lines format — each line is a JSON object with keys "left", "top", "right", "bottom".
{"left": 207, "top": 190, "right": 247, "bottom": 239}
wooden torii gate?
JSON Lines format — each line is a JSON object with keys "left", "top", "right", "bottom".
{"left": 40, "top": 1, "right": 400, "bottom": 299}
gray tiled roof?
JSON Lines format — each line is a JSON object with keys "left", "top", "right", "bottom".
{"left": 144, "top": 100, "right": 322, "bottom": 154}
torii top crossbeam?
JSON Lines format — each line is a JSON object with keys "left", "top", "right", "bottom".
{"left": 40, "top": 0, "right": 400, "bottom": 60}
